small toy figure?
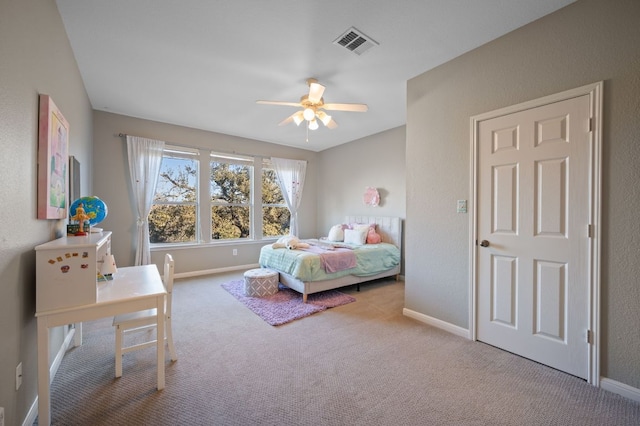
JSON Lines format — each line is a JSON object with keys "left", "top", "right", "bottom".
{"left": 70, "top": 202, "right": 91, "bottom": 235}
{"left": 271, "top": 235, "right": 310, "bottom": 250}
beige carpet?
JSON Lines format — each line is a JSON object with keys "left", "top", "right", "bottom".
{"left": 39, "top": 272, "right": 640, "bottom": 425}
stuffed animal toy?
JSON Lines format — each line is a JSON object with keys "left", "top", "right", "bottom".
{"left": 366, "top": 227, "right": 382, "bottom": 244}
{"left": 272, "top": 235, "right": 310, "bottom": 250}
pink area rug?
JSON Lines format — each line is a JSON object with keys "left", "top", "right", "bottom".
{"left": 221, "top": 280, "right": 356, "bottom": 326}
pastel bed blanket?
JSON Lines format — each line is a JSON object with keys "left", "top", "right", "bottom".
{"left": 302, "top": 245, "right": 357, "bottom": 273}
{"left": 259, "top": 241, "right": 401, "bottom": 282}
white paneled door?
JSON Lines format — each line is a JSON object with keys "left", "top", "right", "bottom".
{"left": 476, "top": 94, "right": 592, "bottom": 379}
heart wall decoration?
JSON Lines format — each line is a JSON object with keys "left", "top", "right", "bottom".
{"left": 363, "top": 187, "right": 380, "bottom": 207}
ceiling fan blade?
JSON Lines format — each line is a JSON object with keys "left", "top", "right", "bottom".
{"left": 308, "top": 82, "right": 325, "bottom": 104}
{"left": 325, "top": 118, "right": 338, "bottom": 129}
{"left": 278, "top": 111, "right": 304, "bottom": 126}
{"left": 322, "top": 103, "right": 368, "bottom": 112}
{"left": 278, "top": 114, "right": 294, "bottom": 126}
{"left": 257, "top": 100, "right": 301, "bottom": 107}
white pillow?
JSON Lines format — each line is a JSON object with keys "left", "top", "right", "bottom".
{"left": 352, "top": 223, "right": 374, "bottom": 233}
{"left": 344, "top": 228, "right": 367, "bottom": 245}
{"left": 327, "top": 224, "right": 344, "bottom": 242}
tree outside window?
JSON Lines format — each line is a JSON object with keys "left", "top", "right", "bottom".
{"left": 262, "top": 165, "right": 290, "bottom": 237}
{"left": 149, "top": 145, "right": 291, "bottom": 245}
{"left": 148, "top": 148, "right": 198, "bottom": 243}
{"left": 210, "top": 154, "right": 252, "bottom": 240}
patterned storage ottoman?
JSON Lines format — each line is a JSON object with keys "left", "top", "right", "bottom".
{"left": 243, "top": 268, "right": 279, "bottom": 297}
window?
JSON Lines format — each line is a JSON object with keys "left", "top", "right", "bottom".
{"left": 149, "top": 147, "right": 198, "bottom": 243}
{"left": 149, "top": 145, "right": 290, "bottom": 245}
{"left": 262, "top": 162, "right": 290, "bottom": 237}
{"left": 210, "top": 153, "right": 252, "bottom": 240}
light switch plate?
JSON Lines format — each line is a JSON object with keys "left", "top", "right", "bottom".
{"left": 457, "top": 200, "right": 467, "bottom": 213}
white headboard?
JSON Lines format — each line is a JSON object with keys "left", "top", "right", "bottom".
{"left": 345, "top": 216, "right": 402, "bottom": 249}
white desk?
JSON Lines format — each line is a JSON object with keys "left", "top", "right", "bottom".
{"left": 36, "top": 264, "right": 166, "bottom": 426}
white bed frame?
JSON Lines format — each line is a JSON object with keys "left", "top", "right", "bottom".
{"left": 278, "top": 216, "right": 402, "bottom": 302}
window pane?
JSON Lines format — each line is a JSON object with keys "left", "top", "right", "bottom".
{"left": 212, "top": 206, "right": 250, "bottom": 239}
{"left": 263, "top": 206, "right": 290, "bottom": 237}
{"left": 155, "top": 156, "right": 197, "bottom": 202}
{"left": 150, "top": 152, "right": 198, "bottom": 244}
{"left": 149, "top": 204, "right": 196, "bottom": 243}
{"left": 262, "top": 168, "right": 285, "bottom": 204}
{"left": 210, "top": 162, "right": 251, "bottom": 204}
{"left": 262, "top": 167, "right": 289, "bottom": 237}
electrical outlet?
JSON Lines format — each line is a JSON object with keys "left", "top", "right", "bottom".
{"left": 232, "top": 249, "right": 238, "bottom": 256}
{"left": 16, "top": 362, "right": 22, "bottom": 390}
{"left": 457, "top": 199, "right": 467, "bottom": 213}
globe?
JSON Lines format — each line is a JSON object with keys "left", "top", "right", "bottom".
{"left": 69, "top": 196, "right": 108, "bottom": 226}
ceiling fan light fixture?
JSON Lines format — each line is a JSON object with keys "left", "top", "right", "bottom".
{"left": 317, "top": 111, "right": 332, "bottom": 126}
{"left": 293, "top": 111, "right": 304, "bottom": 126}
{"left": 303, "top": 107, "right": 315, "bottom": 121}
{"left": 258, "top": 78, "right": 365, "bottom": 132}
{"left": 308, "top": 81, "right": 326, "bottom": 104}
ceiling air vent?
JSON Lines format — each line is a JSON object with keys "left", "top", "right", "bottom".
{"left": 333, "top": 27, "right": 378, "bottom": 56}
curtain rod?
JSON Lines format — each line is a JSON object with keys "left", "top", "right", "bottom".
{"left": 117, "top": 132, "right": 264, "bottom": 160}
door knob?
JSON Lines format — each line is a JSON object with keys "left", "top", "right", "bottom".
{"left": 479, "top": 240, "right": 490, "bottom": 247}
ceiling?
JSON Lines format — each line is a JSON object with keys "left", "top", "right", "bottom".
{"left": 56, "top": 0, "right": 575, "bottom": 152}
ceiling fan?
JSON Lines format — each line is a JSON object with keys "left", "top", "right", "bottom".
{"left": 257, "top": 78, "right": 368, "bottom": 131}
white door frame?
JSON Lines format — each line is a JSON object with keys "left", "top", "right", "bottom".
{"left": 469, "top": 81, "right": 603, "bottom": 385}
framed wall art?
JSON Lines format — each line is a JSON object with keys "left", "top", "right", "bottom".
{"left": 38, "top": 94, "right": 70, "bottom": 219}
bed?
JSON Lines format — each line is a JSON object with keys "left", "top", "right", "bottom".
{"left": 259, "top": 216, "right": 402, "bottom": 302}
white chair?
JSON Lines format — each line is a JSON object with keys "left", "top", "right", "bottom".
{"left": 112, "top": 253, "right": 177, "bottom": 377}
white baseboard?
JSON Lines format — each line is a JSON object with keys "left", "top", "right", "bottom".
{"left": 402, "top": 309, "right": 640, "bottom": 404}
{"left": 174, "top": 263, "right": 260, "bottom": 279}
{"left": 51, "top": 326, "right": 78, "bottom": 383}
{"left": 21, "top": 301, "right": 640, "bottom": 425}
{"left": 23, "top": 325, "right": 78, "bottom": 426}
{"left": 23, "top": 397, "right": 38, "bottom": 426}
{"left": 600, "top": 377, "right": 640, "bottom": 403}
{"left": 402, "top": 308, "right": 471, "bottom": 339}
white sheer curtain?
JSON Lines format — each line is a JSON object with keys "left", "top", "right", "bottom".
{"left": 271, "top": 157, "right": 307, "bottom": 236}
{"left": 126, "top": 135, "right": 165, "bottom": 265}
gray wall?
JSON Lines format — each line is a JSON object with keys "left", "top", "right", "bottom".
{"left": 4, "top": 0, "right": 637, "bottom": 423}
{"left": 317, "top": 126, "right": 406, "bottom": 272}
{"left": 0, "top": 1, "right": 94, "bottom": 424}
{"left": 405, "top": 0, "right": 640, "bottom": 388}
{"left": 93, "top": 111, "right": 319, "bottom": 274}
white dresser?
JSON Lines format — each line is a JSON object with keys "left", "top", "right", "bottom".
{"left": 35, "top": 231, "right": 112, "bottom": 312}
